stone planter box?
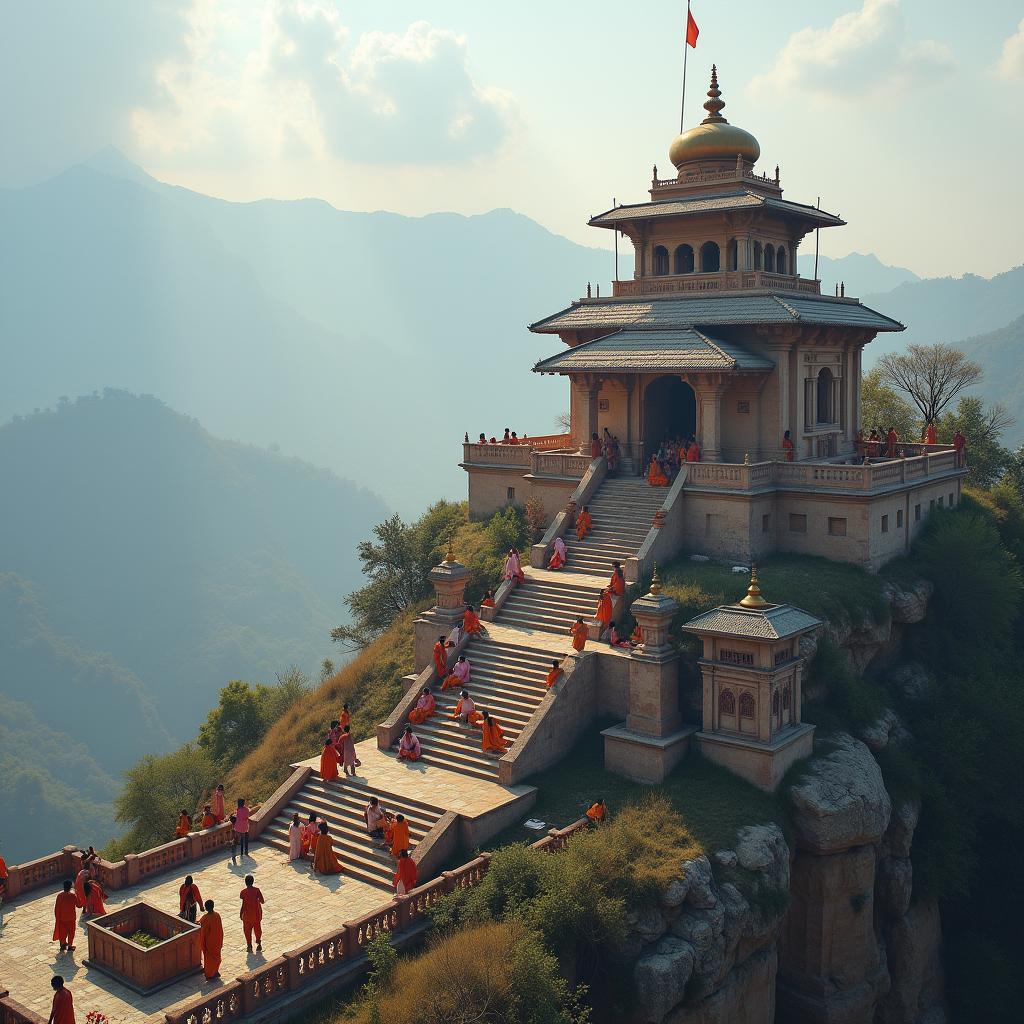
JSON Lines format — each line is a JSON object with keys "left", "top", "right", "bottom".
{"left": 86, "top": 902, "right": 201, "bottom": 994}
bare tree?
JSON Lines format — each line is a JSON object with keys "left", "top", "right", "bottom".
{"left": 555, "top": 411, "right": 571, "bottom": 432}
{"left": 877, "top": 343, "right": 982, "bottom": 425}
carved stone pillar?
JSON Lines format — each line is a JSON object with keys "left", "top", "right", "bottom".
{"left": 413, "top": 553, "right": 470, "bottom": 672}
{"left": 696, "top": 382, "right": 727, "bottom": 462}
{"left": 627, "top": 574, "right": 681, "bottom": 737}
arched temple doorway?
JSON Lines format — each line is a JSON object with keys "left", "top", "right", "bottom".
{"left": 643, "top": 375, "right": 697, "bottom": 459}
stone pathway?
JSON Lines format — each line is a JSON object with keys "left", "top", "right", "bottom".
{"left": 0, "top": 841, "right": 386, "bottom": 1023}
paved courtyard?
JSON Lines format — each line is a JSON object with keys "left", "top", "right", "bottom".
{"left": 0, "top": 841, "right": 387, "bottom": 1023}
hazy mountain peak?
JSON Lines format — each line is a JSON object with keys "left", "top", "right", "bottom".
{"left": 81, "top": 145, "right": 157, "bottom": 187}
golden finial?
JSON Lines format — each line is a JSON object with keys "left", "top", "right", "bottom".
{"left": 739, "top": 564, "right": 769, "bottom": 609}
{"left": 703, "top": 65, "right": 726, "bottom": 123}
{"left": 650, "top": 565, "right": 663, "bottom": 596}
{"left": 445, "top": 545, "right": 455, "bottom": 563}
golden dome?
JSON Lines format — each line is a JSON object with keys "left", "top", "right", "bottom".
{"left": 669, "top": 65, "right": 760, "bottom": 170}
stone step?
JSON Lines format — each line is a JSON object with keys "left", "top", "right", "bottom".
{"left": 496, "top": 610, "right": 584, "bottom": 634}
{"left": 502, "top": 595, "right": 595, "bottom": 618}
{"left": 260, "top": 827, "right": 393, "bottom": 889}
{"left": 397, "top": 738, "right": 500, "bottom": 780}
{"left": 471, "top": 636, "right": 566, "bottom": 661}
{"left": 430, "top": 688, "right": 537, "bottom": 724}
{"left": 293, "top": 784, "right": 442, "bottom": 829}
{"left": 301, "top": 777, "right": 446, "bottom": 819}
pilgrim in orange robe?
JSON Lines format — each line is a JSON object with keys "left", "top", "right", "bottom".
{"left": 686, "top": 441, "right": 701, "bottom": 463}
{"left": 630, "top": 625, "right": 644, "bottom": 646}
{"left": 339, "top": 706, "right": 351, "bottom": 729}
{"left": 924, "top": 423, "right": 937, "bottom": 444}
{"left": 200, "top": 908, "right": 224, "bottom": 979}
{"left": 393, "top": 853, "right": 418, "bottom": 894}
{"left": 545, "top": 664, "right": 563, "bottom": 689}
{"left": 319, "top": 742, "right": 340, "bottom": 782}
{"left": 389, "top": 816, "right": 411, "bottom": 857}
{"left": 201, "top": 810, "right": 216, "bottom": 829}
{"left": 83, "top": 881, "right": 106, "bottom": 917}
{"left": 575, "top": 509, "right": 593, "bottom": 541}
{"left": 313, "top": 829, "right": 344, "bottom": 874}
{"left": 432, "top": 639, "right": 447, "bottom": 679}
{"left": 74, "top": 868, "right": 88, "bottom": 906}
{"left": 179, "top": 880, "right": 204, "bottom": 918}
{"left": 648, "top": 457, "right": 669, "bottom": 487}
{"left": 451, "top": 696, "right": 483, "bottom": 725}
{"left": 212, "top": 787, "right": 226, "bottom": 823}
{"left": 570, "top": 621, "right": 588, "bottom": 652}
{"left": 300, "top": 817, "right": 320, "bottom": 856}
{"left": 586, "top": 801, "right": 607, "bottom": 823}
{"left": 53, "top": 888, "right": 80, "bottom": 947}
{"left": 595, "top": 589, "right": 613, "bottom": 627}
{"left": 481, "top": 715, "right": 508, "bottom": 753}
{"left": 481, "top": 591, "right": 496, "bottom": 608}
{"left": 462, "top": 607, "right": 483, "bottom": 635}
{"left": 407, "top": 689, "right": 436, "bottom": 725}
{"left": 239, "top": 882, "right": 264, "bottom": 948}
{"left": 50, "top": 984, "right": 75, "bottom": 1024}
{"left": 175, "top": 813, "right": 191, "bottom": 838}
{"left": 609, "top": 566, "right": 625, "bottom": 596}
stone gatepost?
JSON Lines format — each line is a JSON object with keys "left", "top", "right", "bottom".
{"left": 412, "top": 550, "right": 470, "bottom": 674}
{"left": 602, "top": 569, "right": 696, "bottom": 783}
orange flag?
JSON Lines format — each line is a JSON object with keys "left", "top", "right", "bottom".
{"left": 686, "top": 8, "right": 699, "bottom": 48}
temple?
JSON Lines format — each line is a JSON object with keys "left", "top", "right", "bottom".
{"left": 463, "top": 67, "right": 965, "bottom": 571}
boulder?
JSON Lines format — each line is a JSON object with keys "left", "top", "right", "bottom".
{"left": 634, "top": 936, "right": 696, "bottom": 1022}
{"left": 660, "top": 876, "right": 691, "bottom": 909}
{"left": 666, "top": 946, "right": 777, "bottom": 1024}
{"left": 735, "top": 824, "right": 790, "bottom": 891}
{"left": 883, "top": 579, "right": 933, "bottom": 624}
{"left": 635, "top": 905, "right": 670, "bottom": 944}
{"left": 713, "top": 850, "right": 737, "bottom": 868}
{"left": 876, "top": 898, "right": 945, "bottom": 1024}
{"left": 681, "top": 855, "right": 717, "bottom": 909}
{"left": 881, "top": 798, "right": 921, "bottom": 860}
{"left": 858, "top": 708, "right": 911, "bottom": 752}
{"left": 787, "top": 734, "right": 892, "bottom": 853}
{"left": 876, "top": 857, "right": 913, "bottom": 919}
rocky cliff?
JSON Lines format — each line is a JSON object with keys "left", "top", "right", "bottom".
{"left": 626, "top": 582, "right": 946, "bottom": 1024}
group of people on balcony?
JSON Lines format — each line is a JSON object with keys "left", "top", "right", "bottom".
{"left": 853, "top": 424, "right": 966, "bottom": 464}
{"left": 476, "top": 427, "right": 528, "bottom": 445}
{"left": 649, "top": 436, "right": 701, "bottom": 486}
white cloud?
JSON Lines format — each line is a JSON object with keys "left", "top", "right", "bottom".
{"left": 996, "top": 18, "right": 1024, "bottom": 80}
{"left": 750, "top": 0, "right": 953, "bottom": 100}
{"left": 133, "top": 0, "right": 515, "bottom": 169}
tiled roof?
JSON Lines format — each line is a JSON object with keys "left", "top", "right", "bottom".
{"left": 530, "top": 294, "right": 904, "bottom": 333}
{"left": 682, "top": 603, "right": 822, "bottom": 641}
{"left": 589, "top": 191, "right": 844, "bottom": 228}
{"left": 532, "top": 328, "right": 773, "bottom": 374}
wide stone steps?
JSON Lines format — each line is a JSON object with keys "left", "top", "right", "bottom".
{"left": 260, "top": 779, "right": 444, "bottom": 888}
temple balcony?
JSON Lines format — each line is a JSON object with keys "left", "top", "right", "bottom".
{"left": 612, "top": 270, "right": 822, "bottom": 299}
{"left": 462, "top": 434, "right": 585, "bottom": 474}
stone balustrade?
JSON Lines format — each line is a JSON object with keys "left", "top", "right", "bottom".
{"left": 529, "top": 450, "right": 592, "bottom": 479}
{"left": 0, "top": 994, "right": 46, "bottom": 1024}
{"left": 462, "top": 433, "right": 573, "bottom": 469}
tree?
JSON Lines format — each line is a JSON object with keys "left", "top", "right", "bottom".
{"left": 197, "top": 680, "right": 267, "bottom": 769}
{"left": 112, "top": 743, "right": 216, "bottom": 852}
{"left": 860, "top": 367, "right": 918, "bottom": 437}
{"left": 939, "top": 396, "right": 1015, "bottom": 489}
{"left": 877, "top": 343, "right": 982, "bottom": 426}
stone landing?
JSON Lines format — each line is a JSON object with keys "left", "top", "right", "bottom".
{"left": 0, "top": 843, "right": 385, "bottom": 1024}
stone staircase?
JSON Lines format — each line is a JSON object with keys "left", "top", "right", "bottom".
{"left": 408, "top": 635, "right": 555, "bottom": 781}
{"left": 500, "top": 574, "right": 604, "bottom": 634}
{"left": 564, "top": 476, "right": 665, "bottom": 574}
{"left": 260, "top": 776, "right": 445, "bottom": 889}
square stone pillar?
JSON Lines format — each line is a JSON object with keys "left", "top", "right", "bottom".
{"left": 413, "top": 553, "right": 470, "bottom": 673}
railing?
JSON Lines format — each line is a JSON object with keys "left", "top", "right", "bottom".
{"left": 628, "top": 466, "right": 689, "bottom": 584}
{"left": 529, "top": 450, "right": 592, "bottom": 479}
{"left": 612, "top": 270, "right": 821, "bottom": 298}
{"left": 0, "top": 995, "right": 46, "bottom": 1024}
{"left": 530, "top": 457, "right": 606, "bottom": 568}
{"left": 462, "top": 434, "right": 574, "bottom": 469}
{"left": 166, "top": 982, "right": 243, "bottom": 1024}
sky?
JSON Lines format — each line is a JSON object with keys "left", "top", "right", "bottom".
{"left": 2, "top": 0, "right": 1022, "bottom": 279}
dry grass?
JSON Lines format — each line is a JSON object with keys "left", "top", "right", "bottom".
{"left": 224, "top": 609, "right": 420, "bottom": 800}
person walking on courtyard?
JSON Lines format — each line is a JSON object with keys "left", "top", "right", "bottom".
{"left": 570, "top": 617, "right": 588, "bottom": 652}
{"left": 313, "top": 823, "right": 344, "bottom": 874}
{"left": 231, "top": 798, "right": 251, "bottom": 862}
{"left": 53, "top": 880, "right": 79, "bottom": 953}
{"left": 545, "top": 659, "right": 563, "bottom": 689}
{"left": 338, "top": 724, "right": 358, "bottom": 776}
{"left": 548, "top": 534, "right": 568, "bottom": 570}
{"left": 441, "top": 654, "right": 471, "bottom": 691}
{"left": 199, "top": 900, "right": 223, "bottom": 980}
{"left": 393, "top": 849, "right": 417, "bottom": 894}
{"left": 288, "top": 813, "right": 303, "bottom": 861}
{"left": 212, "top": 783, "right": 226, "bottom": 823}
{"left": 319, "top": 735, "right": 340, "bottom": 782}
{"left": 238, "top": 875, "right": 264, "bottom": 952}
{"left": 398, "top": 725, "right": 422, "bottom": 762}
{"left": 179, "top": 875, "right": 203, "bottom": 922}
{"left": 47, "top": 976, "right": 74, "bottom": 1024}
{"left": 480, "top": 711, "right": 508, "bottom": 755}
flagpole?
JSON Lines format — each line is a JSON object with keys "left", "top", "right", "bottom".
{"left": 680, "top": 0, "right": 691, "bottom": 134}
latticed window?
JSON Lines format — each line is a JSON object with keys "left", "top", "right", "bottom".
{"left": 772, "top": 690, "right": 780, "bottom": 715}
{"left": 718, "top": 689, "right": 736, "bottom": 716}
{"left": 774, "top": 648, "right": 791, "bottom": 665}
{"left": 739, "top": 691, "right": 755, "bottom": 719}
{"left": 783, "top": 684, "right": 792, "bottom": 710}
{"left": 720, "top": 649, "right": 754, "bottom": 666}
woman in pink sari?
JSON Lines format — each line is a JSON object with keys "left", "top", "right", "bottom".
{"left": 287, "top": 813, "right": 303, "bottom": 861}
{"left": 338, "top": 724, "right": 358, "bottom": 777}
{"left": 504, "top": 547, "right": 526, "bottom": 584}
{"left": 441, "top": 655, "right": 471, "bottom": 691}
{"left": 548, "top": 536, "right": 567, "bottom": 570}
